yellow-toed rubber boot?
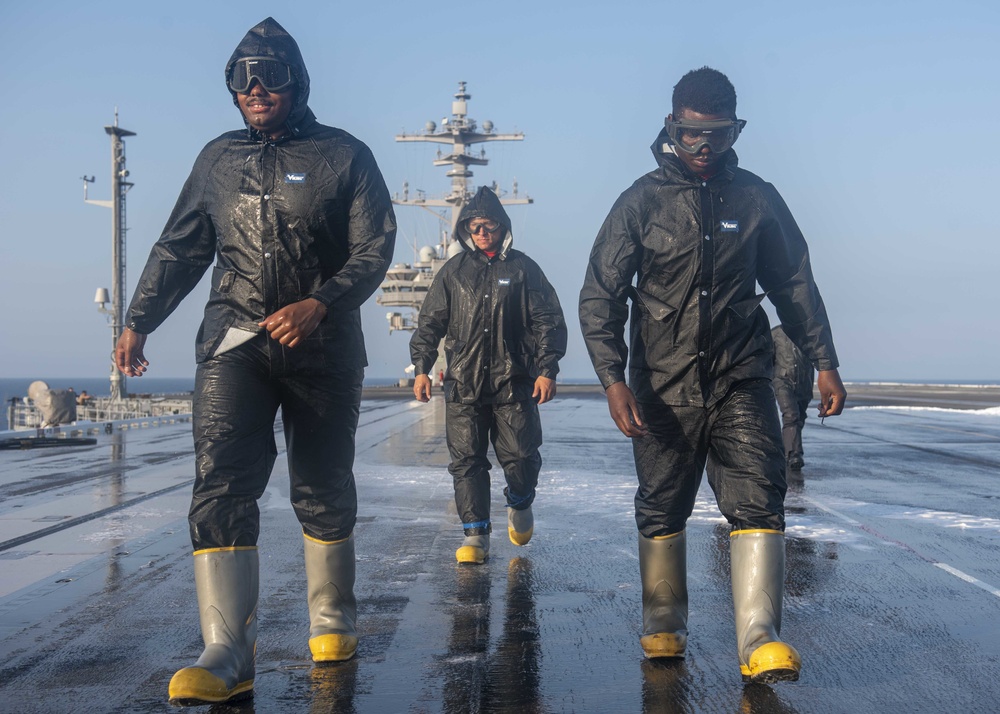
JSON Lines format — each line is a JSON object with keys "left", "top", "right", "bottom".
{"left": 507, "top": 505, "right": 534, "bottom": 546}
{"left": 730, "top": 529, "right": 801, "bottom": 684}
{"left": 168, "top": 546, "right": 258, "bottom": 705}
{"left": 638, "top": 531, "right": 688, "bottom": 659}
{"left": 304, "top": 533, "right": 358, "bottom": 662}
{"left": 456, "top": 533, "right": 490, "bottom": 564}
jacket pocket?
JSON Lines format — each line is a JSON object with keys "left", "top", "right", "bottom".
{"left": 445, "top": 338, "right": 467, "bottom": 355}
{"left": 444, "top": 338, "right": 468, "bottom": 377}
{"left": 631, "top": 287, "right": 677, "bottom": 322}
{"left": 296, "top": 268, "right": 323, "bottom": 298}
{"left": 629, "top": 286, "right": 681, "bottom": 357}
{"left": 504, "top": 339, "right": 533, "bottom": 378}
{"left": 728, "top": 293, "right": 766, "bottom": 320}
{"left": 211, "top": 266, "right": 236, "bottom": 293}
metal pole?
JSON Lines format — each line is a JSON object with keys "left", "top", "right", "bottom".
{"left": 104, "top": 113, "right": 135, "bottom": 401}
{"left": 109, "top": 129, "right": 123, "bottom": 400}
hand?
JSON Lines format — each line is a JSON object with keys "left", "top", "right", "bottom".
{"left": 115, "top": 328, "right": 149, "bottom": 377}
{"left": 533, "top": 376, "right": 557, "bottom": 404}
{"left": 605, "top": 381, "right": 648, "bottom": 437}
{"left": 817, "top": 368, "right": 847, "bottom": 418}
{"left": 413, "top": 374, "right": 433, "bottom": 402}
{"left": 259, "top": 298, "right": 328, "bottom": 348}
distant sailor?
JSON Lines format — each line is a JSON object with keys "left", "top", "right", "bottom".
{"left": 772, "top": 324, "right": 816, "bottom": 471}
{"left": 579, "top": 67, "right": 846, "bottom": 683}
{"left": 114, "top": 17, "right": 395, "bottom": 706}
{"left": 410, "top": 186, "right": 567, "bottom": 564}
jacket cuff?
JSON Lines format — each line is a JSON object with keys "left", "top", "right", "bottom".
{"left": 309, "top": 292, "right": 333, "bottom": 308}
{"left": 600, "top": 372, "right": 625, "bottom": 390}
{"left": 413, "top": 358, "right": 436, "bottom": 376}
{"left": 125, "top": 317, "right": 151, "bottom": 335}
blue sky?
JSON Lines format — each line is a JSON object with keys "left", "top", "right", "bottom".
{"left": 2, "top": 0, "right": 998, "bottom": 382}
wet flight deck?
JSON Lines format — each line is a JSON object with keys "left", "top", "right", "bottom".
{"left": 1, "top": 385, "right": 999, "bottom": 713}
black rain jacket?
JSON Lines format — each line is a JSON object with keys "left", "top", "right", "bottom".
{"left": 409, "top": 187, "right": 567, "bottom": 404}
{"left": 579, "top": 127, "right": 838, "bottom": 407}
{"left": 772, "top": 325, "right": 814, "bottom": 399}
{"left": 125, "top": 17, "right": 396, "bottom": 368}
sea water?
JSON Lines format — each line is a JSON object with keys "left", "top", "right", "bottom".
{"left": 0, "top": 375, "right": 411, "bottom": 409}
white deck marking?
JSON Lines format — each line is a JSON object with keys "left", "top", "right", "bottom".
{"left": 801, "top": 494, "right": 1000, "bottom": 600}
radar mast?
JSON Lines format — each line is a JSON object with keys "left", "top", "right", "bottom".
{"left": 378, "top": 82, "right": 532, "bottom": 335}
{"left": 85, "top": 109, "right": 136, "bottom": 401}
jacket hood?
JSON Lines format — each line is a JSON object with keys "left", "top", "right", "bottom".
{"left": 226, "top": 17, "right": 315, "bottom": 139}
{"left": 455, "top": 186, "right": 514, "bottom": 259}
{"left": 650, "top": 126, "right": 739, "bottom": 182}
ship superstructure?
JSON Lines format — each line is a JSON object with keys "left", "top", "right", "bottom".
{"left": 377, "top": 82, "right": 532, "bottom": 334}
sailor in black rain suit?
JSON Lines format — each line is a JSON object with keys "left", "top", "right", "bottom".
{"left": 115, "top": 17, "right": 395, "bottom": 705}
{"left": 579, "top": 67, "right": 846, "bottom": 684}
{"left": 410, "top": 186, "right": 567, "bottom": 564}
{"left": 771, "top": 324, "right": 816, "bottom": 471}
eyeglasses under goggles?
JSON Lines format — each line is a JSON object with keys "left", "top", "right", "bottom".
{"left": 665, "top": 117, "right": 747, "bottom": 155}
{"left": 228, "top": 57, "right": 295, "bottom": 94}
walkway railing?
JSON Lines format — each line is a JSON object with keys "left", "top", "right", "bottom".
{"left": 5, "top": 395, "right": 193, "bottom": 432}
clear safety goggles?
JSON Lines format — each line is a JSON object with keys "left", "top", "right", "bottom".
{"left": 665, "top": 117, "right": 746, "bottom": 155}
{"left": 467, "top": 220, "right": 501, "bottom": 235}
{"left": 228, "top": 57, "right": 295, "bottom": 93}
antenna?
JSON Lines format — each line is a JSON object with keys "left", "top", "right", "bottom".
{"left": 393, "top": 81, "right": 532, "bottom": 236}
{"left": 84, "top": 109, "right": 136, "bottom": 401}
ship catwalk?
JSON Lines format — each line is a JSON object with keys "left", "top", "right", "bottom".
{"left": 1, "top": 388, "right": 1000, "bottom": 713}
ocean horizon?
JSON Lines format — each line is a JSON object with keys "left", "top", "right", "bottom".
{"left": 4, "top": 375, "right": 998, "bottom": 409}
{"left": 0, "top": 375, "right": 602, "bottom": 409}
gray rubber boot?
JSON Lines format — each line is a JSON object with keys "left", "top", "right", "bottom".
{"left": 304, "top": 533, "right": 358, "bottom": 662}
{"left": 456, "top": 533, "right": 490, "bottom": 564}
{"left": 168, "top": 547, "right": 258, "bottom": 705}
{"left": 730, "top": 530, "right": 801, "bottom": 683}
{"left": 638, "top": 531, "right": 688, "bottom": 658}
{"left": 507, "top": 505, "right": 534, "bottom": 546}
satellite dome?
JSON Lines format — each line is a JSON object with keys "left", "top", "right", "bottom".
{"left": 482, "top": 120, "right": 494, "bottom": 132}
{"left": 28, "top": 381, "right": 50, "bottom": 402}
{"left": 426, "top": 121, "right": 437, "bottom": 133}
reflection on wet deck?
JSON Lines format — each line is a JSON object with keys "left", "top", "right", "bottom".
{"left": 1, "top": 394, "right": 1000, "bottom": 712}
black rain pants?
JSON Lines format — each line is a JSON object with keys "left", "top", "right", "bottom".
{"left": 446, "top": 400, "right": 542, "bottom": 536}
{"left": 774, "top": 379, "right": 811, "bottom": 461}
{"left": 189, "top": 334, "right": 363, "bottom": 549}
{"left": 632, "top": 378, "right": 786, "bottom": 537}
